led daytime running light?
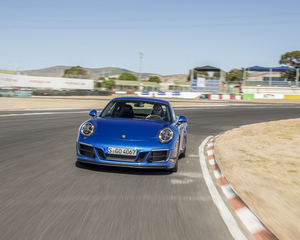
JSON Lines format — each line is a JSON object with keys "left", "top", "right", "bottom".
{"left": 81, "top": 122, "right": 95, "bottom": 137}
{"left": 158, "top": 128, "right": 173, "bottom": 143}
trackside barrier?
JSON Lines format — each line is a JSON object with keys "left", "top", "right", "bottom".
{"left": 32, "top": 89, "right": 110, "bottom": 96}
{"left": 253, "top": 94, "right": 284, "bottom": 99}
{"left": 0, "top": 89, "right": 33, "bottom": 97}
{"left": 111, "top": 91, "right": 135, "bottom": 94}
{"left": 284, "top": 94, "right": 300, "bottom": 99}
{"left": 112, "top": 91, "right": 127, "bottom": 94}
{"left": 110, "top": 91, "right": 299, "bottom": 100}
{"left": 207, "top": 94, "right": 243, "bottom": 100}
{"left": 220, "top": 94, "right": 230, "bottom": 100}
{"left": 243, "top": 94, "right": 254, "bottom": 99}
{"left": 135, "top": 92, "right": 202, "bottom": 98}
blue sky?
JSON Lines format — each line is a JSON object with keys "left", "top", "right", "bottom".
{"left": 1, "top": 0, "right": 299, "bottom": 75}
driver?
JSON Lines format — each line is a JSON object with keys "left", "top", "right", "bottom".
{"left": 146, "top": 104, "right": 163, "bottom": 119}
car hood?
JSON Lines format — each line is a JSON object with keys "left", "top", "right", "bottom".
{"left": 95, "top": 117, "right": 171, "bottom": 141}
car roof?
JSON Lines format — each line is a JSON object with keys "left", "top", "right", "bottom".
{"left": 110, "top": 96, "right": 170, "bottom": 105}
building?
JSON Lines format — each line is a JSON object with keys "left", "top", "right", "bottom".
{"left": 112, "top": 80, "right": 161, "bottom": 92}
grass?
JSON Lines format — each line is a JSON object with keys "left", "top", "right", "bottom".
{"left": 270, "top": 123, "right": 300, "bottom": 141}
{"left": 239, "top": 149, "right": 249, "bottom": 154}
{"left": 292, "top": 180, "right": 300, "bottom": 186}
{"left": 257, "top": 140, "right": 271, "bottom": 145}
{"left": 239, "top": 149, "right": 255, "bottom": 157}
{"left": 274, "top": 154, "right": 299, "bottom": 160}
{"left": 0, "top": 70, "right": 16, "bottom": 75}
{"left": 273, "top": 134, "right": 294, "bottom": 140}
{"left": 257, "top": 155, "right": 270, "bottom": 162}
{"left": 280, "top": 128, "right": 300, "bottom": 135}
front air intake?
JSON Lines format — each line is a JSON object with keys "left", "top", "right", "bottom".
{"left": 106, "top": 154, "right": 136, "bottom": 162}
{"left": 148, "top": 151, "right": 169, "bottom": 162}
{"left": 95, "top": 148, "right": 106, "bottom": 159}
{"left": 79, "top": 144, "right": 95, "bottom": 158}
{"left": 136, "top": 152, "right": 148, "bottom": 162}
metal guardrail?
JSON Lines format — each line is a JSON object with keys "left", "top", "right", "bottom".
{"left": 32, "top": 89, "right": 111, "bottom": 96}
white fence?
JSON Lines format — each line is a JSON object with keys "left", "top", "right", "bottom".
{"left": 0, "top": 73, "right": 94, "bottom": 90}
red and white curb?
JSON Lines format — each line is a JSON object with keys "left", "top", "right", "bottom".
{"left": 206, "top": 137, "right": 278, "bottom": 240}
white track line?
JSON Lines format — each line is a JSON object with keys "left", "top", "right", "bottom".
{"left": 0, "top": 111, "right": 88, "bottom": 117}
{"left": 199, "top": 136, "right": 247, "bottom": 240}
{"left": 0, "top": 108, "right": 103, "bottom": 112}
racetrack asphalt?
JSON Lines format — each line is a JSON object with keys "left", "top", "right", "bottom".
{"left": 0, "top": 105, "right": 299, "bottom": 240}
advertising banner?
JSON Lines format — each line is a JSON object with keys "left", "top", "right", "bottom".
{"left": 0, "top": 73, "right": 94, "bottom": 90}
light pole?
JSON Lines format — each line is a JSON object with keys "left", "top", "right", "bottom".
{"left": 139, "top": 52, "right": 143, "bottom": 91}
{"left": 296, "top": 68, "right": 299, "bottom": 87}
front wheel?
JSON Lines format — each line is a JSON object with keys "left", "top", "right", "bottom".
{"left": 179, "top": 135, "right": 187, "bottom": 159}
{"left": 169, "top": 143, "right": 180, "bottom": 172}
{"left": 169, "top": 158, "right": 178, "bottom": 172}
{"left": 180, "top": 145, "right": 186, "bottom": 158}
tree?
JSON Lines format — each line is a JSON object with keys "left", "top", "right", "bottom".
{"left": 95, "top": 77, "right": 106, "bottom": 88}
{"left": 226, "top": 69, "right": 243, "bottom": 82}
{"left": 279, "top": 51, "right": 300, "bottom": 81}
{"left": 213, "top": 72, "right": 221, "bottom": 77}
{"left": 102, "top": 78, "right": 116, "bottom": 90}
{"left": 148, "top": 76, "right": 161, "bottom": 83}
{"left": 119, "top": 72, "right": 137, "bottom": 81}
{"left": 279, "top": 50, "right": 300, "bottom": 68}
{"left": 187, "top": 70, "right": 208, "bottom": 81}
{"left": 63, "top": 66, "right": 90, "bottom": 79}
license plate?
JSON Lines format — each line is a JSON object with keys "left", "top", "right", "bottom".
{"left": 106, "top": 147, "right": 137, "bottom": 156}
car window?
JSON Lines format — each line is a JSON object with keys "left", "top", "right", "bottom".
{"left": 100, "top": 100, "right": 172, "bottom": 122}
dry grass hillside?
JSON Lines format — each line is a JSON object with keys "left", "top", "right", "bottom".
{"left": 22, "top": 66, "right": 162, "bottom": 80}
{"left": 159, "top": 74, "right": 189, "bottom": 83}
{"left": 21, "top": 66, "right": 188, "bottom": 82}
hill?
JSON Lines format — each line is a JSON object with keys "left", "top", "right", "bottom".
{"left": 21, "top": 66, "right": 188, "bottom": 83}
{"left": 23, "top": 66, "right": 157, "bottom": 80}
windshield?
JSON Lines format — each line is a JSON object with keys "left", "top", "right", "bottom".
{"left": 100, "top": 100, "right": 172, "bottom": 122}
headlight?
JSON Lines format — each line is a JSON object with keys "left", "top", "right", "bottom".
{"left": 81, "top": 122, "right": 95, "bottom": 137}
{"left": 158, "top": 128, "right": 173, "bottom": 143}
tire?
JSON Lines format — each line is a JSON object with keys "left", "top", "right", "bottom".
{"left": 169, "top": 157, "right": 178, "bottom": 172}
{"left": 181, "top": 145, "right": 186, "bottom": 158}
{"left": 169, "top": 143, "right": 180, "bottom": 172}
{"left": 179, "top": 135, "right": 187, "bottom": 159}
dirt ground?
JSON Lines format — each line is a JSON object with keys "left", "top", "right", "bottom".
{"left": 1, "top": 95, "right": 300, "bottom": 110}
{"left": 0, "top": 96, "right": 236, "bottom": 110}
{"left": 214, "top": 120, "right": 300, "bottom": 240}
{"left": 1, "top": 96, "right": 300, "bottom": 239}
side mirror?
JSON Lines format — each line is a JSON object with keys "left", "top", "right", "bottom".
{"left": 178, "top": 116, "right": 188, "bottom": 123}
{"left": 89, "top": 110, "right": 97, "bottom": 118}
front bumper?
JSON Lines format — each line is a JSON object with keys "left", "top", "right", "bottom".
{"left": 76, "top": 141, "right": 177, "bottom": 170}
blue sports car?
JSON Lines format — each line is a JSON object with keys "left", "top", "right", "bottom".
{"left": 76, "top": 97, "right": 188, "bottom": 172}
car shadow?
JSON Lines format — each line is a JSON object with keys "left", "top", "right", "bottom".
{"left": 75, "top": 161, "right": 173, "bottom": 176}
